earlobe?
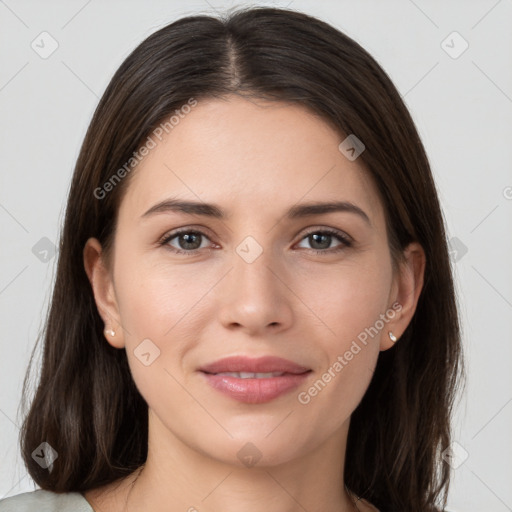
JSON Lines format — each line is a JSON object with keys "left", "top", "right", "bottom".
{"left": 380, "top": 242, "right": 426, "bottom": 351}
{"left": 83, "top": 237, "right": 125, "bottom": 349}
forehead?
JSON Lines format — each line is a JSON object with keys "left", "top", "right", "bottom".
{"left": 119, "top": 95, "right": 384, "bottom": 227}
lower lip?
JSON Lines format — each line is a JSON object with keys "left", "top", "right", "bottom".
{"left": 200, "top": 372, "right": 311, "bottom": 404}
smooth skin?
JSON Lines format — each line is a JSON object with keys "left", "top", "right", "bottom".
{"left": 83, "top": 94, "right": 425, "bottom": 512}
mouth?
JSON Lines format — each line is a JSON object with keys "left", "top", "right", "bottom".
{"left": 198, "top": 356, "right": 312, "bottom": 404}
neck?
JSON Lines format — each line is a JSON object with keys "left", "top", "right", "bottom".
{"left": 122, "top": 409, "right": 359, "bottom": 512}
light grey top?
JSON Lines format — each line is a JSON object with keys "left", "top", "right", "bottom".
{"left": 0, "top": 490, "right": 94, "bottom": 512}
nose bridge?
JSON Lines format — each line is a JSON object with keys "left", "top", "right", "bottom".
{"left": 217, "top": 232, "right": 293, "bottom": 333}
{"left": 234, "top": 239, "right": 276, "bottom": 295}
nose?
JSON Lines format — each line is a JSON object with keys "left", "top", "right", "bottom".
{"left": 217, "top": 243, "right": 294, "bottom": 336}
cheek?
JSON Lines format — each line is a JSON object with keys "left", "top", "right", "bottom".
{"left": 113, "top": 251, "right": 213, "bottom": 340}
{"left": 297, "top": 254, "right": 393, "bottom": 350}
{"left": 291, "top": 253, "right": 392, "bottom": 418}
{"left": 112, "top": 252, "right": 224, "bottom": 397}
{"left": 113, "top": 261, "right": 209, "bottom": 414}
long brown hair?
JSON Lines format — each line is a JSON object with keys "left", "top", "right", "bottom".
{"left": 19, "top": 7, "right": 463, "bottom": 511}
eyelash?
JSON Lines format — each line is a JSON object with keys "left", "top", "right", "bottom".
{"left": 158, "top": 227, "right": 353, "bottom": 256}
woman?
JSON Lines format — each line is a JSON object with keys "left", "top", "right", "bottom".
{"left": 0, "top": 6, "right": 463, "bottom": 512}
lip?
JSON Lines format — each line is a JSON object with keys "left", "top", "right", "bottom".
{"left": 198, "top": 356, "right": 312, "bottom": 404}
{"left": 199, "top": 355, "right": 310, "bottom": 374}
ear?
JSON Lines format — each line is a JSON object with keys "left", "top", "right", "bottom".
{"left": 380, "top": 242, "right": 426, "bottom": 351}
{"left": 83, "top": 237, "right": 125, "bottom": 349}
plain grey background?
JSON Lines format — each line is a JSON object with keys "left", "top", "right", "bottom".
{"left": 1, "top": 1, "right": 511, "bottom": 510}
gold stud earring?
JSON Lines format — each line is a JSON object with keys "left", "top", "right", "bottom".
{"left": 388, "top": 331, "right": 397, "bottom": 343}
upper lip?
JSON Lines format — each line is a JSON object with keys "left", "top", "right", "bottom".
{"left": 199, "top": 356, "right": 311, "bottom": 375}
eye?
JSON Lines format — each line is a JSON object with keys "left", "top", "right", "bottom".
{"left": 159, "top": 229, "right": 213, "bottom": 255}
{"left": 158, "top": 227, "right": 353, "bottom": 256}
{"left": 295, "top": 228, "right": 352, "bottom": 254}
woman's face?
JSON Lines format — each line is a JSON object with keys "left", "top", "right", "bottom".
{"left": 86, "top": 94, "right": 421, "bottom": 468}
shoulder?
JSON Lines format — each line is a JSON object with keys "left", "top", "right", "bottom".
{"left": 0, "top": 490, "right": 93, "bottom": 512}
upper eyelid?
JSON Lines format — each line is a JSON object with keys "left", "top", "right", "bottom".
{"left": 299, "top": 226, "right": 351, "bottom": 239}
{"left": 160, "top": 226, "right": 213, "bottom": 242}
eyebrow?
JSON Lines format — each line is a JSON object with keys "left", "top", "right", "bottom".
{"left": 141, "top": 198, "right": 371, "bottom": 225}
